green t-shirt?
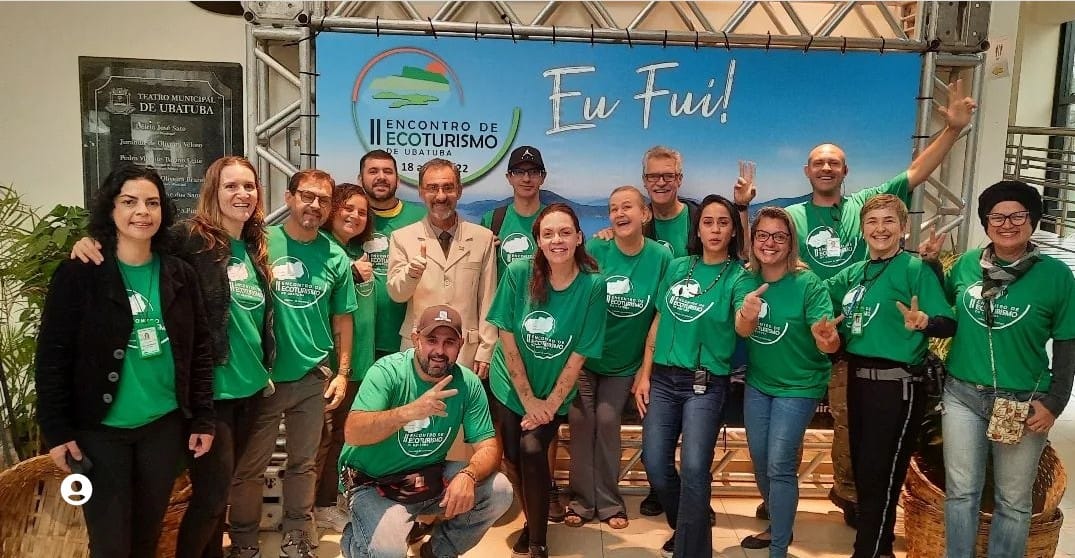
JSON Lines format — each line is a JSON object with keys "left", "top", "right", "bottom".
{"left": 655, "top": 256, "right": 753, "bottom": 375}
{"left": 827, "top": 250, "right": 953, "bottom": 365}
{"left": 945, "top": 249, "right": 1075, "bottom": 391}
{"left": 104, "top": 256, "right": 179, "bottom": 428}
{"left": 481, "top": 203, "right": 544, "bottom": 279}
{"left": 787, "top": 172, "right": 910, "bottom": 279}
{"left": 487, "top": 260, "right": 607, "bottom": 416}
{"left": 652, "top": 205, "right": 691, "bottom": 258}
{"left": 367, "top": 202, "right": 427, "bottom": 354}
{"left": 332, "top": 240, "right": 377, "bottom": 382}
{"left": 746, "top": 270, "right": 833, "bottom": 399}
{"left": 268, "top": 225, "right": 358, "bottom": 382}
{"left": 339, "top": 349, "right": 494, "bottom": 478}
{"left": 214, "top": 239, "right": 270, "bottom": 399}
{"left": 585, "top": 237, "right": 672, "bottom": 376}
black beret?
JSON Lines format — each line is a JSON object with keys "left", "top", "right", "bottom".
{"left": 977, "top": 180, "right": 1043, "bottom": 229}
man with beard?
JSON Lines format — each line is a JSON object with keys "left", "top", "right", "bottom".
{"left": 782, "top": 78, "right": 977, "bottom": 530}
{"left": 387, "top": 158, "right": 497, "bottom": 376}
{"left": 360, "top": 150, "right": 427, "bottom": 359}
{"left": 338, "top": 305, "right": 512, "bottom": 558}
{"left": 229, "top": 170, "right": 359, "bottom": 558}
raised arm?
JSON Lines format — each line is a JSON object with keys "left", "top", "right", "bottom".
{"left": 907, "top": 78, "right": 977, "bottom": 189}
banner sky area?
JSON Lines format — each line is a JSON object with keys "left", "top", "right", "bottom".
{"left": 318, "top": 33, "right": 921, "bottom": 235}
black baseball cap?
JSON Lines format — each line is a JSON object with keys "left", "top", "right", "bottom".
{"left": 507, "top": 146, "right": 545, "bottom": 170}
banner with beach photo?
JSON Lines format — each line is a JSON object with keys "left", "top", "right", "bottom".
{"left": 317, "top": 33, "right": 921, "bottom": 236}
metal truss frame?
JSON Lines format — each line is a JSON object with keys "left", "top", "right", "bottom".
{"left": 244, "top": 2, "right": 986, "bottom": 249}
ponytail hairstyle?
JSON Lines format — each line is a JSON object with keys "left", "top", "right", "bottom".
{"left": 529, "top": 203, "right": 598, "bottom": 305}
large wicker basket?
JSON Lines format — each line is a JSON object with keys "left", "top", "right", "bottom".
{"left": 0, "top": 455, "right": 192, "bottom": 558}
{"left": 901, "top": 444, "right": 1066, "bottom": 557}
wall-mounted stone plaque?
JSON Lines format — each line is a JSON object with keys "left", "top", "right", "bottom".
{"left": 80, "top": 57, "right": 243, "bottom": 217}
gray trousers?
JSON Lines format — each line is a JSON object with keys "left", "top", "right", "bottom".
{"left": 229, "top": 371, "right": 327, "bottom": 547}
{"left": 567, "top": 370, "right": 634, "bottom": 520}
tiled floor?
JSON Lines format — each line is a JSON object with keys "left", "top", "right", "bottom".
{"left": 254, "top": 401, "right": 1075, "bottom": 558}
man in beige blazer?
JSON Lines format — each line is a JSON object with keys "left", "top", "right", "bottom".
{"left": 387, "top": 158, "right": 497, "bottom": 378}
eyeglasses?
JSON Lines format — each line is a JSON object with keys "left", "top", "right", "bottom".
{"left": 294, "top": 189, "right": 332, "bottom": 207}
{"left": 986, "top": 211, "right": 1030, "bottom": 227}
{"left": 643, "top": 172, "right": 681, "bottom": 184}
{"left": 754, "top": 230, "right": 790, "bottom": 244}
{"left": 422, "top": 184, "right": 459, "bottom": 195}
{"left": 508, "top": 169, "right": 546, "bottom": 178}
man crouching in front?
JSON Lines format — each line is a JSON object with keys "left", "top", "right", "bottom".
{"left": 339, "top": 304, "right": 513, "bottom": 558}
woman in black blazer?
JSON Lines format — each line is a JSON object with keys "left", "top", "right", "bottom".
{"left": 35, "top": 164, "right": 214, "bottom": 558}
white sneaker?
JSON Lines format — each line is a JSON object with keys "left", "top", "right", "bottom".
{"left": 315, "top": 505, "right": 349, "bottom": 532}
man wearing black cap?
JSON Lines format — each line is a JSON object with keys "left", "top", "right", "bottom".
{"left": 482, "top": 145, "right": 548, "bottom": 279}
{"left": 339, "top": 304, "right": 513, "bottom": 558}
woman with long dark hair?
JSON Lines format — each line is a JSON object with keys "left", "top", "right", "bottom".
{"left": 37, "top": 164, "right": 215, "bottom": 557}
{"left": 70, "top": 157, "right": 274, "bottom": 558}
{"left": 634, "top": 194, "right": 756, "bottom": 558}
{"left": 486, "top": 203, "right": 607, "bottom": 558}
{"left": 313, "top": 182, "right": 376, "bottom": 531}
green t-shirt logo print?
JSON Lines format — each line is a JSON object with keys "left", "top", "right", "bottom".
{"left": 271, "top": 256, "right": 328, "bottom": 309}
{"left": 363, "top": 233, "right": 391, "bottom": 277}
{"left": 605, "top": 275, "right": 650, "bottom": 318}
{"left": 666, "top": 278, "right": 714, "bottom": 323}
{"left": 962, "top": 282, "right": 1032, "bottom": 330}
{"left": 521, "top": 310, "right": 572, "bottom": 360}
{"left": 805, "top": 225, "right": 857, "bottom": 268}
{"left": 397, "top": 416, "right": 453, "bottom": 458}
{"left": 500, "top": 233, "right": 534, "bottom": 265}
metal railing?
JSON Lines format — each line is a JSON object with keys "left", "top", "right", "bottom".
{"left": 1004, "top": 126, "right": 1075, "bottom": 254}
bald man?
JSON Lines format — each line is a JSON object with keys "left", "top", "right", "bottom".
{"left": 781, "top": 79, "right": 976, "bottom": 531}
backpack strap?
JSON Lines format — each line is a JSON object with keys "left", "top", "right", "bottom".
{"left": 490, "top": 205, "right": 508, "bottom": 237}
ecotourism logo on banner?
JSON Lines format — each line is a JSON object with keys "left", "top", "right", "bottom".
{"left": 352, "top": 47, "right": 521, "bottom": 186}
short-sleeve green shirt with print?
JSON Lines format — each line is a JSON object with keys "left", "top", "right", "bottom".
{"left": 655, "top": 256, "right": 754, "bottom": 375}
{"left": 481, "top": 203, "right": 544, "bottom": 279}
{"left": 652, "top": 205, "right": 691, "bottom": 258}
{"left": 339, "top": 349, "right": 494, "bottom": 478}
{"left": 826, "top": 250, "right": 953, "bottom": 366}
{"left": 487, "top": 259, "right": 607, "bottom": 416}
{"left": 585, "top": 237, "right": 672, "bottom": 376}
{"left": 367, "top": 202, "right": 427, "bottom": 354}
{"left": 104, "top": 256, "right": 179, "bottom": 428}
{"left": 945, "top": 249, "right": 1075, "bottom": 391}
{"left": 332, "top": 238, "right": 377, "bottom": 382}
{"left": 214, "top": 239, "right": 270, "bottom": 399}
{"left": 787, "top": 172, "right": 910, "bottom": 279}
{"left": 268, "top": 225, "right": 358, "bottom": 382}
{"left": 746, "top": 270, "right": 834, "bottom": 399}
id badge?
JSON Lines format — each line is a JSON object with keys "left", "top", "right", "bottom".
{"left": 851, "top": 312, "right": 863, "bottom": 336}
{"left": 136, "top": 326, "right": 162, "bottom": 358}
{"left": 825, "top": 237, "right": 842, "bottom": 258}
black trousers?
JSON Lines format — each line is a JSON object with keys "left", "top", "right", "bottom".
{"left": 314, "top": 379, "right": 361, "bottom": 507}
{"left": 847, "top": 370, "right": 926, "bottom": 558}
{"left": 176, "top": 396, "right": 258, "bottom": 558}
{"left": 79, "top": 411, "right": 184, "bottom": 558}
{"left": 490, "top": 395, "right": 564, "bottom": 547}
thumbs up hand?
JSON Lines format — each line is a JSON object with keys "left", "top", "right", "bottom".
{"left": 407, "top": 241, "right": 428, "bottom": 279}
{"left": 739, "top": 283, "right": 769, "bottom": 321}
{"left": 896, "top": 295, "right": 929, "bottom": 331}
{"left": 353, "top": 253, "right": 374, "bottom": 282}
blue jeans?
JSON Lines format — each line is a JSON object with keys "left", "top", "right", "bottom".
{"left": 641, "top": 366, "right": 727, "bottom": 558}
{"left": 942, "top": 377, "right": 1048, "bottom": 558}
{"left": 743, "top": 385, "right": 818, "bottom": 558}
{"left": 340, "top": 461, "right": 514, "bottom": 558}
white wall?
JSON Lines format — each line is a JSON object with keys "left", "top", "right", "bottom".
{"left": 0, "top": 1, "right": 246, "bottom": 213}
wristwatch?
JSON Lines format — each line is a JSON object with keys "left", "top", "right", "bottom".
{"left": 337, "top": 367, "right": 351, "bottom": 378}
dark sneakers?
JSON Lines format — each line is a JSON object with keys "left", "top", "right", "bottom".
{"left": 755, "top": 501, "right": 769, "bottom": 520}
{"left": 828, "top": 488, "right": 859, "bottom": 528}
{"left": 639, "top": 490, "right": 663, "bottom": 516}
{"left": 511, "top": 526, "right": 530, "bottom": 558}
